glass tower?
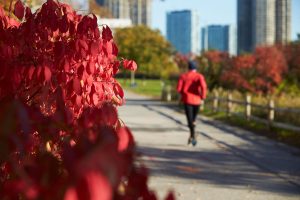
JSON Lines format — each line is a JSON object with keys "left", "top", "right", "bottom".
{"left": 167, "top": 10, "right": 200, "bottom": 55}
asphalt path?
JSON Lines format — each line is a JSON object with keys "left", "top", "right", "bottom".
{"left": 118, "top": 90, "right": 300, "bottom": 200}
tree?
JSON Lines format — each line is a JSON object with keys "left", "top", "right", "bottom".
{"left": 221, "top": 46, "right": 287, "bottom": 94}
{"left": 114, "top": 25, "right": 178, "bottom": 79}
{"left": 279, "top": 42, "right": 300, "bottom": 83}
{"left": 173, "top": 53, "right": 189, "bottom": 73}
{"left": 221, "top": 54, "right": 256, "bottom": 92}
{"left": 196, "top": 50, "right": 230, "bottom": 90}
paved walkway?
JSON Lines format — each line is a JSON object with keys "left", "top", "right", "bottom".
{"left": 118, "top": 91, "right": 300, "bottom": 200}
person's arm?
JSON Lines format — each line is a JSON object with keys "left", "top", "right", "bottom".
{"left": 199, "top": 75, "right": 207, "bottom": 99}
{"left": 177, "top": 75, "right": 183, "bottom": 94}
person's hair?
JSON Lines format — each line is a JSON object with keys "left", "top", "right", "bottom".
{"left": 188, "top": 61, "right": 197, "bottom": 70}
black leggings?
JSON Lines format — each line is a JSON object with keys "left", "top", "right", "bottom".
{"left": 184, "top": 104, "right": 199, "bottom": 138}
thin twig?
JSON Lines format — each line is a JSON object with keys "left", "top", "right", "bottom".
{"left": 26, "top": 86, "right": 42, "bottom": 103}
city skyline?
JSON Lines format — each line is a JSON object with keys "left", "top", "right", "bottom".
{"left": 151, "top": 0, "right": 300, "bottom": 40}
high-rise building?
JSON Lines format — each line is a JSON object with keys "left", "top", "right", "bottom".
{"left": 167, "top": 10, "right": 200, "bottom": 55}
{"left": 57, "top": 0, "right": 89, "bottom": 14}
{"left": 202, "top": 25, "right": 236, "bottom": 55}
{"left": 201, "top": 27, "right": 208, "bottom": 53}
{"left": 130, "top": 0, "right": 152, "bottom": 26}
{"left": 237, "top": 0, "right": 253, "bottom": 54}
{"left": 252, "top": 0, "right": 276, "bottom": 47}
{"left": 237, "top": 0, "right": 291, "bottom": 54}
{"left": 225, "top": 25, "right": 237, "bottom": 55}
{"left": 98, "top": 0, "right": 130, "bottom": 19}
{"left": 96, "top": 0, "right": 105, "bottom": 5}
{"left": 95, "top": 0, "right": 152, "bottom": 26}
{"left": 276, "top": 0, "right": 291, "bottom": 43}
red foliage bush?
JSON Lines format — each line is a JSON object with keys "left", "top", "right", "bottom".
{"left": 173, "top": 53, "right": 188, "bottom": 71}
{"left": 221, "top": 46, "right": 287, "bottom": 94}
{"left": 0, "top": 1, "right": 173, "bottom": 199}
{"left": 197, "top": 50, "right": 230, "bottom": 90}
{"left": 278, "top": 43, "right": 300, "bottom": 81}
{"left": 221, "top": 54, "right": 255, "bottom": 92}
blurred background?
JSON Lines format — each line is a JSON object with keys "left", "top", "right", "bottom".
{"left": 1, "top": 0, "right": 300, "bottom": 145}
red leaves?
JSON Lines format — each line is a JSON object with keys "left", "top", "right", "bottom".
{"left": 100, "top": 103, "right": 118, "bottom": 126}
{"left": 0, "top": 0, "right": 134, "bottom": 108}
{"left": 165, "top": 192, "right": 175, "bottom": 200}
{"left": 14, "top": 0, "right": 25, "bottom": 20}
{"left": 123, "top": 59, "right": 137, "bottom": 71}
{"left": 64, "top": 172, "right": 112, "bottom": 200}
{"left": 117, "top": 127, "right": 134, "bottom": 152}
{"left": 54, "top": 41, "right": 65, "bottom": 59}
{"left": 113, "top": 81, "right": 124, "bottom": 99}
{"left": 90, "top": 42, "right": 99, "bottom": 57}
{"left": 3, "top": 179, "right": 39, "bottom": 200}
{"left": 27, "top": 66, "right": 35, "bottom": 80}
{"left": 73, "top": 78, "right": 82, "bottom": 95}
{"left": 221, "top": 46, "right": 287, "bottom": 94}
{"left": 43, "top": 66, "right": 52, "bottom": 82}
{"left": 87, "top": 61, "right": 95, "bottom": 75}
{"left": 77, "top": 64, "right": 85, "bottom": 79}
{"left": 25, "top": 7, "right": 32, "bottom": 20}
{"left": 79, "top": 39, "right": 89, "bottom": 51}
{"left": 104, "top": 41, "right": 118, "bottom": 57}
{"left": 63, "top": 59, "right": 70, "bottom": 72}
{"left": 102, "top": 25, "right": 113, "bottom": 41}
{"left": 59, "top": 15, "right": 69, "bottom": 33}
{"left": 204, "top": 50, "right": 229, "bottom": 64}
{"left": 0, "top": 1, "right": 145, "bottom": 200}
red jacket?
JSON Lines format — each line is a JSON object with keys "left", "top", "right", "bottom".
{"left": 177, "top": 70, "right": 207, "bottom": 105}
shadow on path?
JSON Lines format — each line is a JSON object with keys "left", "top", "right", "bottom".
{"left": 123, "top": 98, "right": 300, "bottom": 195}
{"left": 137, "top": 145, "right": 300, "bottom": 195}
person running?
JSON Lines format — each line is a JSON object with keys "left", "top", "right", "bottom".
{"left": 176, "top": 60, "right": 207, "bottom": 146}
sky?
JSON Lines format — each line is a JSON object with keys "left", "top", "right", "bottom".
{"left": 151, "top": 0, "right": 300, "bottom": 40}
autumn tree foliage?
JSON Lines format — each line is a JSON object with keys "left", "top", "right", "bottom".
{"left": 173, "top": 53, "right": 188, "bottom": 73}
{"left": 279, "top": 42, "right": 300, "bottom": 83}
{"left": 221, "top": 54, "right": 256, "bottom": 92}
{"left": 221, "top": 46, "right": 287, "bottom": 94}
{"left": 115, "top": 25, "right": 178, "bottom": 78}
{"left": 197, "top": 50, "right": 230, "bottom": 90}
{"left": 0, "top": 1, "right": 173, "bottom": 199}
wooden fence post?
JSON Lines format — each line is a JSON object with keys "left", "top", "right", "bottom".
{"left": 213, "top": 91, "right": 219, "bottom": 113}
{"left": 245, "top": 95, "right": 251, "bottom": 120}
{"left": 166, "top": 85, "right": 171, "bottom": 102}
{"left": 268, "top": 99, "right": 275, "bottom": 127}
{"left": 130, "top": 71, "right": 135, "bottom": 87}
{"left": 200, "top": 100, "right": 205, "bottom": 111}
{"left": 227, "top": 93, "right": 233, "bottom": 116}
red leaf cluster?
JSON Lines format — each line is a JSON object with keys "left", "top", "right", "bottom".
{"left": 123, "top": 59, "right": 137, "bottom": 71}
{"left": 0, "top": 0, "right": 137, "bottom": 117}
{"left": 220, "top": 46, "right": 287, "bottom": 94}
{"left": 203, "top": 50, "right": 229, "bottom": 64}
{"left": 279, "top": 43, "right": 300, "bottom": 80}
{"left": 0, "top": 1, "right": 172, "bottom": 200}
{"left": 173, "top": 53, "right": 189, "bottom": 72}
